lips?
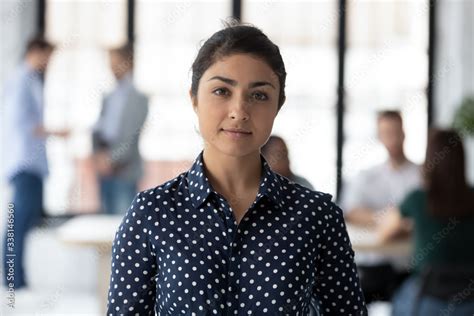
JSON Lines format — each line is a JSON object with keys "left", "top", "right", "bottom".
{"left": 221, "top": 128, "right": 252, "bottom": 139}
{"left": 222, "top": 128, "right": 252, "bottom": 134}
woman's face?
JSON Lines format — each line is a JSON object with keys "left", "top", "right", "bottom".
{"left": 191, "top": 53, "right": 281, "bottom": 158}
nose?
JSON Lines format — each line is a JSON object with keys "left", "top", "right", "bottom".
{"left": 229, "top": 94, "right": 249, "bottom": 121}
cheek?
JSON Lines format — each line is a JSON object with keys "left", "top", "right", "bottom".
{"left": 195, "top": 100, "right": 225, "bottom": 135}
{"left": 252, "top": 107, "right": 277, "bottom": 137}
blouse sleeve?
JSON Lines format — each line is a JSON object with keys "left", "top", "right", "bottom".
{"left": 106, "top": 192, "right": 157, "bottom": 315}
{"left": 312, "top": 200, "right": 367, "bottom": 316}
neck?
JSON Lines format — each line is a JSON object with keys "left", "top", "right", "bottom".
{"left": 389, "top": 153, "right": 407, "bottom": 169}
{"left": 116, "top": 71, "right": 131, "bottom": 82}
{"left": 281, "top": 168, "right": 292, "bottom": 178}
{"left": 25, "top": 58, "right": 40, "bottom": 72}
{"left": 202, "top": 146, "right": 261, "bottom": 196}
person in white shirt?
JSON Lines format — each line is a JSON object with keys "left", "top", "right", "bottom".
{"left": 340, "top": 110, "right": 421, "bottom": 303}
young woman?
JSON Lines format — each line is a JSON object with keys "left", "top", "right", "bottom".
{"left": 106, "top": 24, "right": 367, "bottom": 315}
{"left": 379, "top": 129, "right": 474, "bottom": 315}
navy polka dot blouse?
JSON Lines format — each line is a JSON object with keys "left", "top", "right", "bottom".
{"left": 107, "top": 151, "right": 367, "bottom": 315}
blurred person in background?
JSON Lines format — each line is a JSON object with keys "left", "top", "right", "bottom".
{"left": 341, "top": 110, "right": 421, "bottom": 226}
{"left": 2, "top": 36, "right": 69, "bottom": 289}
{"left": 379, "top": 129, "right": 474, "bottom": 315}
{"left": 339, "top": 110, "right": 422, "bottom": 302}
{"left": 261, "top": 135, "right": 314, "bottom": 189}
{"left": 92, "top": 43, "right": 148, "bottom": 215}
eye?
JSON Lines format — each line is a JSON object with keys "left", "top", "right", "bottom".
{"left": 212, "top": 87, "right": 230, "bottom": 96}
{"left": 251, "top": 91, "right": 269, "bottom": 101}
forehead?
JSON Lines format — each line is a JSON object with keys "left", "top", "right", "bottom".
{"left": 32, "top": 48, "right": 53, "bottom": 56}
{"left": 109, "top": 51, "right": 124, "bottom": 59}
{"left": 201, "top": 53, "right": 279, "bottom": 86}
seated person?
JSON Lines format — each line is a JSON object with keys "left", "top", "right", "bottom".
{"left": 379, "top": 129, "right": 474, "bottom": 315}
{"left": 261, "top": 135, "right": 314, "bottom": 189}
{"left": 339, "top": 110, "right": 422, "bottom": 302}
{"left": 341, "top": 110, "right": 421, "bottom": 227}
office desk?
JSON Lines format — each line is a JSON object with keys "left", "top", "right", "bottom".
{"left": 347, "top": 223, "right": 412, "bottom": 257}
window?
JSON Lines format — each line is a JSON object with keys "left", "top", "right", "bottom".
{"left": 44, "top": 0, "right": 127, "bottom": 214}
{"left": 135, "top": 0, "right": 231, "bottom": 160}
{"left": 343, "top": 0, "right": 429, "bottom": 183}
{"left": 243, "top": 0, "right": 339, "bottom": 195}
{"left": 37, "top": 0, "right": 431, "bottom": 214}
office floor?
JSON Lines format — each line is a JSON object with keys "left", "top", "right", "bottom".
{"left": 2, "top": 288, "right": 100, "bottom": 315}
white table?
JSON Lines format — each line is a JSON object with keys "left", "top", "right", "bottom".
{"left": 57, "top": 215, "right": 123, "bottom": 314}
{"left": 347, "top": 224, "right": 412, "bottom": 257}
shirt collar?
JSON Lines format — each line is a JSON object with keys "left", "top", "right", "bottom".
{"left": 22, "top": 61, "right": 43, "bottom": 82}
{"left": 384, "top": 159, "right": 414, "bottom": 172}
{"left": 114, "top": 72, "right": 133, "bottom": 91}
{"left": 186, "top": 150, "right": 284, "bottom": 209}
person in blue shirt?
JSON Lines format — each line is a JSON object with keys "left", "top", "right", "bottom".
{"left": 106, "top": 24, "right": 367, "bottom": 315}
{"left": 3, "top": 37, "right": 69, "bottom": 290}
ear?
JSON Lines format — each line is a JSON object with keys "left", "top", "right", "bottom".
{"left": 189, "top": 89, "right": 198, "bottom": 113}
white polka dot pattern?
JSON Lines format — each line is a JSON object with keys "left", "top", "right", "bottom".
{"left": 106, "top": 151, "right": 367, "bottom": 315}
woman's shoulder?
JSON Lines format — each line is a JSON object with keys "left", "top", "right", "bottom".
{"left": 276, "top": 172, "right": 332, "bottom": 202}
{"left": 275, "top": 173, "right": 340, "bottom": 218}
{"left": 133, "top": 172, "right": 189, "bottom": 210}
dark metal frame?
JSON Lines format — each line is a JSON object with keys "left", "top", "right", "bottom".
{"left": 336, "top": 0, "right": 347, "bottom": 199}
{"left": 233, "top": 0, "right": 242, "bottom": 21}
{"left": 37, "top": 0, "right": 46, "bottom": 36}
{"left": 127, "top": 0, "right": 136, "bottom": 44}
{"left": 427, "top": 0, "right": 437, "bottom": 128}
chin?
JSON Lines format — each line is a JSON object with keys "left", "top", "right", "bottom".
{"left": 211, "top": 142, "right": 260, "bottom": 158}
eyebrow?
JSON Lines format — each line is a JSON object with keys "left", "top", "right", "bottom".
{"left": 208, "top": 76, "right": 275, "bottom": 89}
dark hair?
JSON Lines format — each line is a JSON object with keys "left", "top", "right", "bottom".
{"left": 191, "top": 23, "right": 287, "bottom": 109}
{"left": 423, "top": 129, "right": 474, "bottom": 218}
{"left": 377, "top": 110, "right": 403, "bottom": 125}
{"left": 109, "top": 42, "right": 134, "bottom": 67}
{"left": 26, "top": 36, "right": 54, "bottom": 54}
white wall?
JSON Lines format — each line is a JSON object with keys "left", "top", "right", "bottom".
{"left": 434, "top": 0, "right": 474, "bottom": 184}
